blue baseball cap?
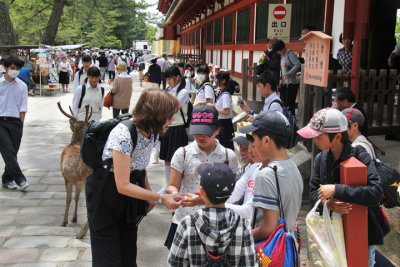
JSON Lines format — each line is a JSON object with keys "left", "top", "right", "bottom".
{"left": 239, "top": 111, "right": 291, "bottom": 136}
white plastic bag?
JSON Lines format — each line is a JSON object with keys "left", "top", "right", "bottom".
{"left": 306, "top": 200, "right": 348, "bottom": 267}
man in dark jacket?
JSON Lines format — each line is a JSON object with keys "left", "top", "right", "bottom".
{"left": 298, "top": 108, "right": 383, "bottom": 267}
{"left": 257, "top": 37, "right": 281, "bottom": 83}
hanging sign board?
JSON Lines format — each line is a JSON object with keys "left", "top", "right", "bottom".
{"left": 300, "top": 31, "right": 332, "bottom": 87}
{"left": 267, "top": 4, "right": 292, "bottom": 42}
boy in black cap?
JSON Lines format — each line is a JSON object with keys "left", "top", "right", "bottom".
{"left": 168, "top": 163, "right": 256, "bottom": 267}
{"left": 240, "top": 111, "right": 303, "bottom": 246}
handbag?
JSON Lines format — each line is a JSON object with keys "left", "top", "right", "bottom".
{"left": 253, "top": 166, "right": 299, "bottom": 267}
{"left": 103, "top": 91, "right": 114, "bottom": 108}
{"left": 306, "top": 200, "right": 348, "bottom": 267}
{"left": 144, "top": 72, "right": 150, "bottom": 82}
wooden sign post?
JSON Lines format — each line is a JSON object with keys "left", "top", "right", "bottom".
{"left": 299, "top": 31, "right": 332, "bottom": 88}
{"left": 340, "top": 157, "right": 368, "bottom": 267}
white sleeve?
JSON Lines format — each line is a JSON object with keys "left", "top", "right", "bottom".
{"left": 204, "top": 85, "right": 215, "bottom": 102}
{"left": 72, "top": 85, "right": 82, "bottom": 117}
{"left": 74, "top": 72, "right": 80, "bottom": 90}
{"left": 393, "top": 41, "right": 400, "bottom": 55}
{"left": 225, "top": 193, "right": 254, "bottom": 219}
{"left": 99, "top": 88, "right": 104, "bottom": 120}
{"left": 19, "top": 83, "right": 28, "bottom": 113}
{"left": 171, "top": 147, "right": 185, "bottom": 173}
{"left": 221, "top": 93, "right": 232, "bottom": 109}
{"left": 270, "top": 102, "right": 283, "bottom": 113}
{"left": 228, "top": 149, "right": 238, "bottom": 174}
{"left": 176, "top": 89, "right": 189, "bottom": 107}
{"left": 227, "top": 172, "right": 249, "bottom": 204}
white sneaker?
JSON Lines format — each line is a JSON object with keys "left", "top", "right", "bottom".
{"left": 151, "top": 153, "right": 159, "bottom": 164}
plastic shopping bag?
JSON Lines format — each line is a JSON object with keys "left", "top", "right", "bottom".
{"left": 306, "top": 200, "right": 347, "bottom": 267}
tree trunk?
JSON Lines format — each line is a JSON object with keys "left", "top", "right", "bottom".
{"left": 40, "top": 0, "right": 68, "bottom": 45}
{"left": 0, "top": 1, "right": 19, "bottom": 55}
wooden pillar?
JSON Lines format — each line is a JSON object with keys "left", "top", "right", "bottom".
{"left": 340, "top": 157, "right": 368, "bottom": 267}
{"left": 242, "top": 58, "right": 248, "bottom": 100}
{"left": 324, "top": 0, "right": 334, "bottom": 35}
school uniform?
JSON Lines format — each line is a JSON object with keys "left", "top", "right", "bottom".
{"left": 194, "top": 82, "right": 215, "bottom": 105}
{"left": 159, "top": 80, "right": 189, "bottom": 162}
{"left": 215, "top": 90, "right": 234, "bottom": 150}
{"left": 58, "top": 62, "right": 72, "bottom": 85}
{"left": 72, "top": 81, "right": 104, "bottom": 122}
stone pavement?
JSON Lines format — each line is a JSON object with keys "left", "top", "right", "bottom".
{"left": 0, "top": 71, "right": 399, "bottom": 266}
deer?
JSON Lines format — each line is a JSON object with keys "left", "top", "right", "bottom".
{"left": 57, "top": 102, "right": 92, "bottom": 239}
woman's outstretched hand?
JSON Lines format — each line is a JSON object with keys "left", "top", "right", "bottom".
{"left": 162, "top": 193, "right": 184, "bottom": 210}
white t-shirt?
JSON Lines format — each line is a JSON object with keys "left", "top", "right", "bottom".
{"left": 170, "top": 141, "right": 238, "bottom": 224}
{"left": 226, "top": 163, "right": 261, "bottom": 224}
{"left": 352, "top": 135, "right": 376, "bottom": 160}
{"left": 252, "top": 159, "right": 303, "bottom": 237}
{"left": 194, "top": 83, "right": 215, "bottom": 105}
{"left": 215, "top": 91, "right": 232, "bottom": 119}
{"left": 167, "top": 82, "right": 189, "bottom": 126}
{"left": 0, "top": 77, "right": 28, "bottom": 118}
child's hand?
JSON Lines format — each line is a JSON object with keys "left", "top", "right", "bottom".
{"left": 181, "top": 192, "right": 204, "bottom": 207}
{"left": 318, "top": 184, "right": 335, "bottom": 201}
{"left": 326, "top": 199, "right": 352, "bottom": 214}
{"left": 247, "top": 114, "right": 255, "bottom": 123}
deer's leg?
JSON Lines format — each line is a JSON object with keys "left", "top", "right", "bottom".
{"left": 61, "top": 180, "right": 72, "bottom": 227}
{"left": 72, "top": 184, "right": 82, "bottom": 223}
{"left": 76, "top": 220, "right": 89, "bottom": 239}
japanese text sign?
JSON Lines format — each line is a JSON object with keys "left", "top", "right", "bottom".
{"left": 300, "top": 31, "right": 332, "bottom": 87}
{"left": 267, "top": 4, "right": 292, "bottom": 42}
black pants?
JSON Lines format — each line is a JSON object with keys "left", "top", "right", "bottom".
{"left": 280, "top": 84, "right": 299, "bottom": 115}
{"left": 113, "top": 108, "right": 129, "bottom": 119}
{"left": 108, "top": 71, "right": 115, "bottom": 81}
{"left": 0, "top": 118, "right": 26, "bottom": 185}
{"left": 161, "top": 72, "right": 166, "bottom": 90}
{"left": 90, "top": 220, "right": 138, "bottom": 267}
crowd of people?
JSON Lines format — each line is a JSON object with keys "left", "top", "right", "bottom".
{"left": 0, "top": 26, "right": 397, "bottom": 266}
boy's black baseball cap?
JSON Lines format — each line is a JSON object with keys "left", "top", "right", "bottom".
{"left": 239, "top": 111, "right": 290, "bottom": 136}
{"left": 189, "top": 105, "right": 219, "bottom": 137}
{"left": 198, "top": 163, "right": 235, "bottom": 204}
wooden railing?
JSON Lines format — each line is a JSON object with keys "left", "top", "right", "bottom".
{"left": 176, "top": 53, "right": 203, "bottom": 66}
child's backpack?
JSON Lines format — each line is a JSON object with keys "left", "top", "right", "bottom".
{"left": 269, "top": 99, "right": 299, "bottom": 149}
{"left": 374, "top": 159, "right": 400, "bottom": 208}
{"left": 198, "top": 82, "right": 215, "bottom": 102}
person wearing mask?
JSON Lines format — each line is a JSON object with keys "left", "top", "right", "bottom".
{"left": 165, "top": 105, "right": 238, "bottom": 250}
{"left": 87, "top": 88, "right": 183, "bottom": 267}
{"left": 74, "top": 55, "right": 92, "bottom": 90}
{"left": 194, "top": 65, "right": 215, "bottom": 106}
{"left": 109, "top": 62, "right": 133, "bottom": 118}
{"left": 157, "top": 53, "right": 171, "bottom": 89}
{"left": 0, "top": 56, "right": 29, "bottom": 191}
{"left": 159, "top": 66, "right": 189, "bottom": 193}
{"left": 273, "top": 39, "right": 301, "bottom": 115}
{"left": 148, "top": 58, "right": 161, "bottom": 88}
{"left": 213, "top": 71, "right": 235, "bottom": 150}
{"left": 72, "top": 67, "right": 104, "bottom": 122}
{"left": 337, "top": 33, "right": 353, "bottom": 74}
{"left": 58, "top": 56, "right": 72, "bottom": 93}
{"left": 98, "top": 52, "right": 108, "bottom": 81}
{"left": 107, "top": 54, "right": 116, "bottom": 81}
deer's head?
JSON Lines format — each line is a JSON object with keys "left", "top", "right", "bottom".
{"left": 57, "top": 102, "right": 92, "bottom": 145}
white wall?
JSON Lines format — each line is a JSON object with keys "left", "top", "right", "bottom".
{"left": 228, "top": 50, "right": 232, "bottom": 71}
{"left": 222, "top": 50, "right": 228, "bottom": 69}
{"left": 332, "top": 0, "right": 345, "bottom": 58}
{"left": 235, "top": 50, "right": 242, "bottom": 73}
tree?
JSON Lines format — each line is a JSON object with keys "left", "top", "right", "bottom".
{"left": 0, "top": 1, "right": 19, "bottom": 55}
{"left": 146, "top": 24, "right": 156, "bottom": 43}
{"left": 41, "top": 0, "right": 69, "bottom": 45}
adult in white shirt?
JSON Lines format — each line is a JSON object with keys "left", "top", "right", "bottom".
{"left": 74, "top": 55, "right": 92, "bottom": 90}
{"left": 194, "top": 65, "right": 215, "bottom": 106}
{"left": 157, "top": 53, "right": 171, "bottom": 89}
{"left": 240, "top": 72, "right": 283, "bottom": 122}
{"left": 0, "top": 56, "right": 29, "bottom": 191}
{"left": 159, "top": 66, "right": 189, "bottom": 193}
{"left": 226, "top": 134, "right": 262, "bottom": 224}
{"left": 342, "top": 108, "right": 376, "bottom": 160}
{"left": 58, "top": 56, "right": 72, "bottom": 93}
{"left": 72, "top": 66, "right": 104, "bottom": 122}
{"left": 213, "top": 71, "right": 234, "bottom": 150}
{"left": 165, "top": 104, "right": 238, "bottom": 249}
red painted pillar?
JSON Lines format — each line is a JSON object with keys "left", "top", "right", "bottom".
{"left": 340, "top": 157, "right": 368, "bottom": 267}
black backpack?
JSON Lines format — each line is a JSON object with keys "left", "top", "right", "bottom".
{"left": 374, "top": 159, "right": 400, "bottom": 208}
{"left": 80, "top": 114, "right": 137, "bottom": 169}
{"left": 269, "top": 99, "right": 299, "bottom": 149}
{"left": 78, "top": 84, "right": 105, "bottom": 109}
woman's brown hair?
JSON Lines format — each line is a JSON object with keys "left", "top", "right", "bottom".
{"left": 133, "top": 88, "right": 179, "bottom": 135}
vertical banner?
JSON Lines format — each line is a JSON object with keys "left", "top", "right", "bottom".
{"left": 267, "top": 4, "right": 292, "bottom": 42}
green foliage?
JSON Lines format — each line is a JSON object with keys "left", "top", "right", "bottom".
{"left": 396, "top": 16, "right": 400, "bottom": 42}
{"left": 146, "top": 24, "right": 156, "bottom": 43}
{"left": 7, "top": 0, "right": 161, "bottom": 49}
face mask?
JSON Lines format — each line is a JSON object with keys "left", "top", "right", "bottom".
{"left": 197, "top": 74, "right": 206, "bottom": 82}
{"left": 7, "top": 69, "right": 20, "bottom": 79}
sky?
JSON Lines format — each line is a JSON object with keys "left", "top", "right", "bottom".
{"left": 145, "top": 0, "right": 165, "bottom": 24}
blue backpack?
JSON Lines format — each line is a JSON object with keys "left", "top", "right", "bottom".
{"left": 269, "top": 99, "right": 299, "bottom": 149}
